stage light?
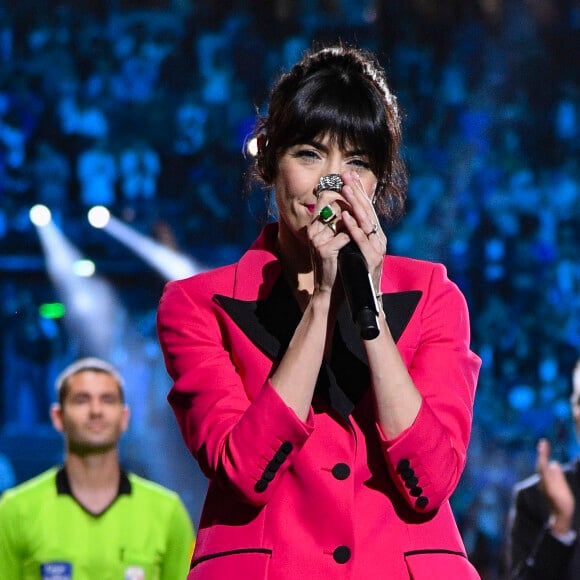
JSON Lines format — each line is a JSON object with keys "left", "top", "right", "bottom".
{"left": 39, "top": 302, "right": 66, "bottom": 319}
{"left": 87, "top": 205, "right": 111, "bottom": 228}
{"left": 32, "top": 219, "right": 124, "bottom": 358}
{"left": 93, "top": 214, "right": 201, "bottom": 280}
{"left": 245, "top": 136, "right": 258, "bottom": 157}
{"left": 72, "top": 259, "right": 96, "bottom": 277}
{"left": 29, "top": 204, "right": 52, "bottom": 227}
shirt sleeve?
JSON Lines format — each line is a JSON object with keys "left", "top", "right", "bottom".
{"left": 0, "top": 492, "right": 23, "bottom": 579}
{"left": 159, "top": 496, "right": 195, "bottom": 580}
{"left": 508, "top": 484, "right": 577, "bottom": 580}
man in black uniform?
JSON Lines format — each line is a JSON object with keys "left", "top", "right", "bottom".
{"left": 507, "top": 359, "right": 580, "bottom": 579}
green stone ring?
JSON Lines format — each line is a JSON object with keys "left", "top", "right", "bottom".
{"left": 318, "top": 205, "right": 336, "bottom": 223}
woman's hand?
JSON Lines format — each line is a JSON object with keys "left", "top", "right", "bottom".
{"left": 306, "top": 190, "right": 350, "bottom": 298}
{"left": 307, "top": 170, "right": 385, "bottom": 297}
{"left": 340, "top": 171, "right": 386, "bottom": 294}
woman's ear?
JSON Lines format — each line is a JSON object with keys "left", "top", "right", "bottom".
{"left": 257, "top": 133, "right": 267, "bottom": 152}
{"left": 256, "top": 133, "right": 272, "bottom": 183}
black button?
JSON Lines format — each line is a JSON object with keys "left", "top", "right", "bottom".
{"left": 400, "top": 468, "right": 414, "bottom": 480}
{"left": 254, "top": 480, "right": 268, "bottom": 493}
{"left": 396, "top": 459, "right": 410, "bottom": 472}
{"left": 405, "top": 476, "right": 419, "bottom": 488}
{"left": 331, "top": 463, "right": 350, "bottom": 480}
{"left": 274, "top": 451, "right": 287, "bottom": 463}
{"left": 333, "top": 545, "right": 351, "bottom": 564}
{"left": 410, "top": 486, "right": 423, "bottom": 497}
{"left": 266, "top": 460, "right": 280, "bottom": 472}
{"left": 280, "top": 441, "right": 293, "bottom": 454}
{"left": 262, "top": 470, "right": 275, "bottom": 482}
{"left": 415, "top": 496, "right": 429, "bottom": 509}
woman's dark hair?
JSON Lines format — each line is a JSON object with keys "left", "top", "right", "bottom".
{"left": 253, "top": 44, "right": 407, "bottom": 221}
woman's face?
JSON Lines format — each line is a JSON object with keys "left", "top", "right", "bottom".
{"left": 274, "top": 133, "right": 378, "bottom": 248}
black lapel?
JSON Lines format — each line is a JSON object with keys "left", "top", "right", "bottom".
{"left": 213, "top": 276, "right": 299, "bottom": 361}
{"left": 214, "top": 282, "right": 422, "bottom": 419}
{"left": 338, "top": 291, "right": 423, "bottom": 366}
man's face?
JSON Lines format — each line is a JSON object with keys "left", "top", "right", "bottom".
{"left": 51, "top": 371, "right": 129, "bottom": 455}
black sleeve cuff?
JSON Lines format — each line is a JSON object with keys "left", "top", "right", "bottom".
{"left": 519, "top": 528, "right": 576, "bottom": 580}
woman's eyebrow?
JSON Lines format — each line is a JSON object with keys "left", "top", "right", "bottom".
{"left": 346, "top": 148, "right": 368, "bottom": 156}
{"left": 300, "top": 139, "right": 326, "bottom": 150}
{"left": 297, "top": 140, "right": 368, "bottom": 156}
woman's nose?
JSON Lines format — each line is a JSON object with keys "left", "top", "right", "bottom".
{"left": 322, "top": 158, "right": 344, "bottom": 180}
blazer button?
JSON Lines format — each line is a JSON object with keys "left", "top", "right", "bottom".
{"left": 280, "top": 441, "right": 293, "bottom": 454}
{"left": 262, "top": 470, "right": 276, "bottom": 482}
{"left": 415, "top": 496, "right": 429, "bottom": 509}
{"left": 396, "top": 459, "right": 410, "bottom": 472}
{"left": 254, "top": 479, "right": 268, "bottom": 493}
{"left": 266, "top": 460, "right": 281, "bottom": 472}
{"left": 333, "top": 545, "right": 351, "bottom": 564}
{"left": 331, "top": 463, "right": 350, "bottom": 480}
{"left": 274, "top": 450, "right": 287, "bottom": 463}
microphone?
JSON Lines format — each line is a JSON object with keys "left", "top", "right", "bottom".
{"left": 316, "top": 175, "right": 380, "bottom": 341}
{"left": 338, "top": 241, "right": 380, "bottom": 340}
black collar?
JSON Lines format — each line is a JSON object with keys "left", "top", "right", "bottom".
{"left": 214, "top": 276, "right": 421, "bottom": 419}
{"left": 56, "top": 465, "right": 131, "bottom": 516}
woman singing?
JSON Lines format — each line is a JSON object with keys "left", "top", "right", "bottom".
{"left": 157, "top": 44, "right": 481, "bottom": 579}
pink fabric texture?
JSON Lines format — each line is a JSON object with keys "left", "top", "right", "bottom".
{"left": 157, "top": 224, "right": 481, "bottom": 579}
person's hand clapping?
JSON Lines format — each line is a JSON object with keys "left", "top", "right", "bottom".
{"left": 536, "top": 437, "right": 575, "bottom": 535}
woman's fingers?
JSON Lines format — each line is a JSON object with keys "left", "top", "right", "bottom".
{"left": 340, "top": 174, "right": 384, "bottom": 244}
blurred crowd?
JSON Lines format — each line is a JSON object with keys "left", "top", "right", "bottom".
{"left": 1, "top": 1, "right": 579, "bottom": 578}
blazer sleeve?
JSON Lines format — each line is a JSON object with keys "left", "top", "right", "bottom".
{"left": 157, "top": 279, "right": 314, "bottom": 507}
{"left": 508, "top": 482, "right": 576, "bottom": 580}
{"left": 377, "top": 262, "right": 481, "bottom": 510}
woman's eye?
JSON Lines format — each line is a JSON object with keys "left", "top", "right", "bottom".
{"left": 293, "top": 149, "right": 320, "bottom": 160}
{"left": 349, "top": 158, "right": 370, "bottom": 169}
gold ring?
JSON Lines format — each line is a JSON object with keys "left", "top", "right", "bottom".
{"left": 327, "top": 222, "right": 337, "bottom": 234}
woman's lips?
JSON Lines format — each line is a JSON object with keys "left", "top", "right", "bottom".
{"left": 306, "top": 204, "right": 316, "bottom": 213}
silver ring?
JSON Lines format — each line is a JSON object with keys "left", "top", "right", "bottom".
{"left": 367, "top": 223, "right": 379, "bottom": 237}
{"left": 316, "top": 174, "right": 343, "bottom": 198}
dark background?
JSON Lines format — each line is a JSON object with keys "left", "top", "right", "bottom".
{"left": 1, "top": 1, "right": 579, "bottom": 578}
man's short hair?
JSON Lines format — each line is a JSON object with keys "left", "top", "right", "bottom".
{"left": 55, "top": 357, "right": 125, "bottom": 405}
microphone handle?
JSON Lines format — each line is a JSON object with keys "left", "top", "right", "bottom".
{"left": 337, "top": 241, "right": 380, "bottom": 341}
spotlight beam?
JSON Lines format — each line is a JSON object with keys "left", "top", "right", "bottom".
{"left": 100, "top": 215, "right": 201, "bottom": 280}
{"left": 35, "top": 221, "right": 122, "bottom": 358}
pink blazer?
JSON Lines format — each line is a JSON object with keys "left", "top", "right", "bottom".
{"left": 157, "top": 224, "right": 481, "bottom": 579}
